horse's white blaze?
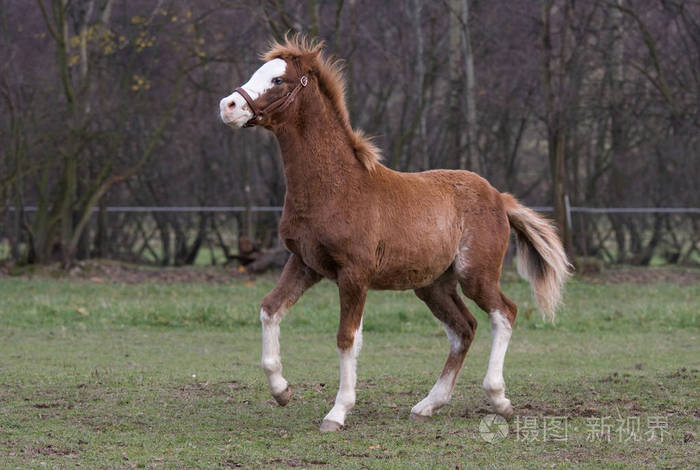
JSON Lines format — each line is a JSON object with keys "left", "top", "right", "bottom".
{"left": 219, "top": 58, "right": 287, "bottom": 127}
{"left": 323, "top": 320, "right": 363, "bottom": 426}
{"left": 483, "top": 310, "right": 513, "bottom": 414}
{"left": 411, "top": 322, "right": 460, "bottom": 417}
{"left": 260, "top": 308, "right": 288, "bottom": 395}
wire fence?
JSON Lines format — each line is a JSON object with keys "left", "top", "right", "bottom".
{"left": 3, "top": 202, "right": 699, "bottom": 266}
{"left": 8, "top": 205, "right": 700, "bottom": 214}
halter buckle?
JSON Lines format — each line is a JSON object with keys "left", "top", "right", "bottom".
{"left": 300, "top": 75, "right": 308, "bottom": 87}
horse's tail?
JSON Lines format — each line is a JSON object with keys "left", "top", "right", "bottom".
{"left": 502, "top": 193, "right": 573, "bottom": 322}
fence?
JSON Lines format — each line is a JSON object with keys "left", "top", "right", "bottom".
{"left": 3, "top": 202, "right": 699, "bottom": 266}
{"left": 8, "top": 204, "right": 700, "bottom": 214}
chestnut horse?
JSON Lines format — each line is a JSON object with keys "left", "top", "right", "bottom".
{"left": 219, "top": 36, "right": 571, "bottom": 432}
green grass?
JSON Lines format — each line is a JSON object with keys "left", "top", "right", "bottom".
{"left": 0, "top": 275, "right": 698, "bottom": 469}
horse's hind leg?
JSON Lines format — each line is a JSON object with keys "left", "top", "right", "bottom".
{"left": 460, "top": 276, "right": 517, "bottom": 419}
{"left": 410, "top": 272, "right": 478, "bottom": 421}
{"left": 260, "top": 254, "right": 321, "bottom": 406}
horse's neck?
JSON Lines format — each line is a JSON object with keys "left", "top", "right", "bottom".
{"left": 274, "top": 94, "right": 363, "bottom": 208}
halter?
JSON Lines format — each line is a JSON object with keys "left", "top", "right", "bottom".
{"left": 234, "top": 59, "right": 308, "bottom": 128}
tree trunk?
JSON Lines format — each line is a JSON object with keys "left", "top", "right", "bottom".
{"left": 607, "top": 0, "right": 627, "bottom": 263}
{"left": 460, "top": 0, "right": 480, "bottom": 174}
{"left": 410, "top": 0, "right": 429, "bottom": 170}
{"left": 541, "top": 0, "right": 573, "bottom": 258}
{"left": 448, "top": 0, "right": 466, "bottom": 170}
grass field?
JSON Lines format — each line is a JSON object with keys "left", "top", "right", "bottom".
{"left": 0, "top": 271, "right": 698, "bottom": 469}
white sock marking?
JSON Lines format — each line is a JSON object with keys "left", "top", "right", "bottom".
{"left": 260, "top": 308, "right": 288, "bottom": 396}
{"left": 411, "top": 322, "right": 461, "bottom": 417}
{"left": 323, "top": 320, "right": 363, "bottom": 426}
{"left": 483, "top": 310, "right": 513, "bottom": 414}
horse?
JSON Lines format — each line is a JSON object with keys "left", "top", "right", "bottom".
{"left": 219, "top": 35, "right": 571, "bottom": 432}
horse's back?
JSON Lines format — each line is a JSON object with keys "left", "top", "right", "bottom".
{"left": 377, "top": 167, "right": 508, "bottom": 228}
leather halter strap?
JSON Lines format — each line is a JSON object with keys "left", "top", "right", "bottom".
{"left": 234, "top": 60, "right": 308, "bottom": 128}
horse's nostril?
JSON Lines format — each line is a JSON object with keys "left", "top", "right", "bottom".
{"left": 228, "top": 100, "right": 236, "bottom": 109}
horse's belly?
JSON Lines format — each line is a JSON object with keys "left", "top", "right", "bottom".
{"left": 369, "top": 211, "right": 462, "bottom": 290}
{"left": 369, "top": 244, "right": 457, "bottom": 290}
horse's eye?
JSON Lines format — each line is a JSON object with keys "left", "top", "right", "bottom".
{"left": 273, "top": 77, "right": 284, "bottom": 86}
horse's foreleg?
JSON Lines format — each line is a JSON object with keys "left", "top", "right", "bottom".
{"left": 260, "top": 255, "right": 321, "bottom": 406}
{"left": 320, "top": 275, "right": 367, "bottom": 432}
{"left": 410, "top": 281, "right": 477, "bottom": 421}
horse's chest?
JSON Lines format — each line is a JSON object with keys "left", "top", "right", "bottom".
{"left": 279, "top": 217, "right": 342, "bottom": 280}
{"left": 284, "top": 237, "right": 340, "bottom": 281}
{"left": 278, "top": 213, "right": 311, "bottom": 250}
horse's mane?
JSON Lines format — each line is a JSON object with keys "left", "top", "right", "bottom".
{"left": 262, "top": 34, "right": 382, "bottom": 172}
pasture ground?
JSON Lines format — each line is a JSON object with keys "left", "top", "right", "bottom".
{"left": 0, "top": 268, "right": 698, "bottom": 469}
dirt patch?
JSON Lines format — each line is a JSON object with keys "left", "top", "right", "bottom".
{"left": 33, "top": 401, "right": 74, "bottom": 410}
{"left": 2, "top": 259, "right": 252, "bottom": 284}
{"left": 21, "top": 444, "right": 81, "bottom": 458}
{"left": 266, "top": 458, "right": 329, "bottom": 468}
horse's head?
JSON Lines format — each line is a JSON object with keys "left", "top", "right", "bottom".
{"left": 219, "top": 35, "right": 381, "bottom": 170}
{"left": 220, "top": 39, "right": 322, "bottom": 129}
{"left": 219, "top": 58, "right": 288, "bottom": 128}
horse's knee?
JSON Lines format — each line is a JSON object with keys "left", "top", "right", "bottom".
{"left": 261, "top": 294, "right": 283, "bottom": 316}
{"left": 259, "top": 307, "right": 282, "bottom": 326}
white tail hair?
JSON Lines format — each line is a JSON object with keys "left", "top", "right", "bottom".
{"left": 503, "top": 194, "right": 573, "bottom": 321}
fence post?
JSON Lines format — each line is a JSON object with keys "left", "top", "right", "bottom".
{"left": 564, "top": 194, "right": 573, "bottom": 233}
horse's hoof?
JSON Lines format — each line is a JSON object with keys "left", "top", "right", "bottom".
{"left": 319, "top": 419, "right": 343, "bottom": 432}
{"left": 409, "top": 412, "right": 430, "bottom": 423}
{"left": 273, "top": 386, "right": 292, "bottom": 406}
{"left": 496, "top": 403, "right": 514, "bottom": 421}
